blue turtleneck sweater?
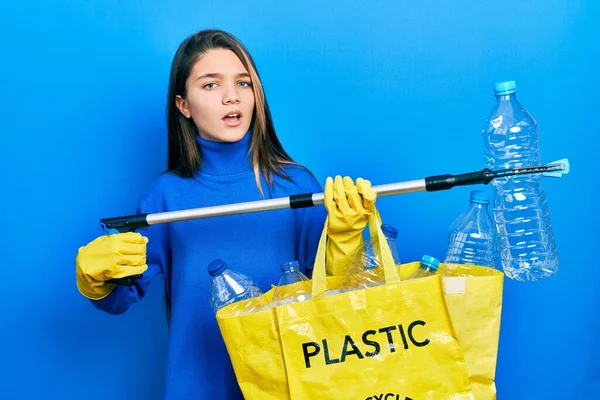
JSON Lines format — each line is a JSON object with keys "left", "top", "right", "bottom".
{"left": 93, "top": 132, "right": 327, "bottom": 399}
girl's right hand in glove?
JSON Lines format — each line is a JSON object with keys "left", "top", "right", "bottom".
{"left": 75, "top": 232, "right": 148, "bottom": 300}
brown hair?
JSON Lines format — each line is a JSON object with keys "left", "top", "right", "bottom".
{"left": 164, "top": 29, "right": 303, "bottom": 323}
{"left": 166, "top": 29, "right": 296, "bottom": 196}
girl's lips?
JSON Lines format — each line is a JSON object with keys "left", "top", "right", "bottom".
{"left": 223, "top": 115, "right": 242, "bottom": 127}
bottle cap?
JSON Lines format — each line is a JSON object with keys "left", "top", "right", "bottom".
{"left": 381, "top": 224, "right": 399, "bottom": 239}
{"left": 421, "top": 255, "right": 440, "bottom": 270}
{"left": 470, "top": 190, "right": 490, "bottom": 205}
{"left": 207, "top": 258, "right": 227, "bottom": 276}
{"left": 494, "top": 80, "right": 517, "bottom": 95}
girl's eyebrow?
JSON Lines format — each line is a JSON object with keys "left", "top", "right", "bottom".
{"left": 196, "top": 72, "right": 250, "bottom": 81}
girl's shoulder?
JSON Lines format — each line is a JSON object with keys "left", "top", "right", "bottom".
{"left": 136, "top": 171, "right": 190, "bottom": 211}
{"left": 142, "top": 170, "right": 184, "bottom": 193}
{"left": 277, "top": 163, "right": 322, "bottom": 192}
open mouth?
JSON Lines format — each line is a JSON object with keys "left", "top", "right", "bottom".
{"left": 222, "top": 111, "right": 242, "bottom": 126}
{"left": 223, "top": 112, "right": 241, "bottom": 121}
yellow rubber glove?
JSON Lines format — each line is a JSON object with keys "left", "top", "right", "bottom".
{"left": 324, "top": 176, "right": 377, "bottom": 276}
{"left": 76, "top": 232, "right": 148, "bottom": 300}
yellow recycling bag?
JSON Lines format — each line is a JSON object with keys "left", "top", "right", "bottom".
{"left": 216, "top": 213, "right": 503, "bottom": 399}
{"left": 216, "top": 289, "right": 289, "bottom": 399}
{"left": 275, "top": 214, "right": 474, "bottom": 399}
{"left": 397, "top": 261, "right": 504, "bottom": 400}
{"left": 440, "top": 265, "right": 504, "bottom": 400}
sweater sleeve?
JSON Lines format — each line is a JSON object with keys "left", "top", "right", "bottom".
{"left": 92, "top": 195, "right": 169, "bottom": 315}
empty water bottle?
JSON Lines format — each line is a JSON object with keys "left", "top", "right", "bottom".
{"left": 272, "top": 261, "right": 312, "bottom": 306}
{"left": 444, "top": 190, "right": 498, "bottom": 273}
{"left": 482, "top": 80, "right": 558, "bottom": 281}
{"left": 337, "top": 223, "right": 403, "bottom": 293}
{"left": 381, "top": 224, "right": 402, "bottom": 265}
{"left": 339, "top": 250, "right": 384, "bottom": 293}
{"left": 207, "top": 259, "right": 269, "bottom": 316}
{"left": 406, "top": 255, "right": 440, "bottom": 280}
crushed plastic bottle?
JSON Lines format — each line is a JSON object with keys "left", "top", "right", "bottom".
{"left": 339, "top": 250, "right": 384, "bottom": 293}
{"left": 207, "top": 258, "right": 270, "bottom": 316}
{"left": 335, "top": 222, "right": 403, "bottom": 294}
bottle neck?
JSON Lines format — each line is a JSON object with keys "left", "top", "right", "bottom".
{"left": 281, "top": 261, "right": 300, "bottom": 274}
{"left": 211, "top": 269, "right": 227, "bottom": 278}
{"left": 282, "top": 268, "right": 297, "bottom": 275}
{"left": 421, "top": 264, "right": 436, "bottom": 272}
{"left": 494, "top": 92, "right": 520, "bottom": 107}
{"left": 496, "top": 91, "right": 516, "bottom": 99}
{"left": 470, "top": 201, "right": 489, "bottom": 208}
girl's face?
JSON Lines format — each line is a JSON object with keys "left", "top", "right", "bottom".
{"left": 177, "top": 48, "right": 255, "bottom": 143}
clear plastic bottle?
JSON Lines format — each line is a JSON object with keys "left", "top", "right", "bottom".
{"left": 207, "top": 258, "right": 269, "bottom": 316}
{"left": 272, "top": 261, "right": 312, "bottom": 306}
{"left": 336, "top": 223, "right": 403, "bottom": 294}
{"left": 381, "top": 224, "right": 402, "bottom": 265}
{"left": 482, "top": 80, "right": 558, "bottom": 281}
{"left": 338, "top": 251, "right": 384, "bottom": 293}
{"left": 444, "top": 190, "right": 498, "bottom": 272}
{"left": 406, "top": 255, "right": 440, "bottom": 280}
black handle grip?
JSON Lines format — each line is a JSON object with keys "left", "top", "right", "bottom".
{"left": 100, "top": 213, "right": 149, "bottom": 233}
{"left": 99, "top": 213, "right": 149, "bottom": 286}
{"left": 289, "top": 193, "right": 315, "bottom": 209}
{"left": 106, "top": 275, "right": 143, "bottom": 286}
{"left": 425, "top": 169, "right": 493, "bottom": 192}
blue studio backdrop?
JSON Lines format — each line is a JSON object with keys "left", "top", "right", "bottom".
{"left": 1, "top": 1, "right": 598, "bottom": 399}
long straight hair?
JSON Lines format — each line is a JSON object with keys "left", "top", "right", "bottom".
{"left": 167, "top": 29, "right": 297, "bottom": 194}
{"left": 164, "top": 30, "right": 298, "bottom": 322}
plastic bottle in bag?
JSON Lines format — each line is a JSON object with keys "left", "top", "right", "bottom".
{"left": 482, "top": 80, "right": 558, "bottom": 281}
{"left": 381, "top": 224, "right": 402, "bottom": 265}
{"left": 406, "top": 255, "right": 440, "bottom": 280}
{"left": 207, "top": 258, "right": 270, "bottom": 316}
{"left": 341, "top": 251, "right": 384, "bottom": 291}
{"left": 334, "top": 223, "right": 401, "bottom": 294}
{"left": 338, "top": 237, "right": 389, "bottom": 293}
{"left": 272, "top": 261, "right": 312, "bottom": 306}
{"left": 443, "top": 190, "right": 498, "bottom": 276}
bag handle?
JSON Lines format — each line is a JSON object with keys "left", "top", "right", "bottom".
{"left": 312, "top": 213, "right": 400, "bottom": 297}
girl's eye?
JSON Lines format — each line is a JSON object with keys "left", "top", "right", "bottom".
{"left": 238, "top": 81, "right": 252, "bottom": 87}
{"left": 203, "top": 82, "right": 218, "bottom": 90}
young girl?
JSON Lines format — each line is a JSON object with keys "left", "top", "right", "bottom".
{"left": 75, "top": 29, "right": 376, "bottom": 399}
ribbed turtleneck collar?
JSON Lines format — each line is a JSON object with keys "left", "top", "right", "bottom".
{"left": 196, "top": 131, "right": 252, "bottom": 176}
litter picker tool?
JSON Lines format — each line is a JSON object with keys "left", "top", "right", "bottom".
{"left": 101, "top": 158, "right": 569, "bottom": 285}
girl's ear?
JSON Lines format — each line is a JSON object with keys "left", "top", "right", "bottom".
{"left": 175, "top": 95, "right": 191, "bottom": 118}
